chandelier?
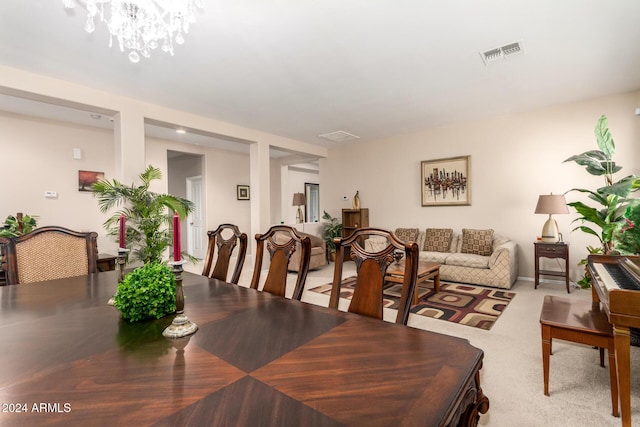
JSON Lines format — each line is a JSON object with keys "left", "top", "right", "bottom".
{"left": 63, "top": 0, "right": 203, "bottom": 63}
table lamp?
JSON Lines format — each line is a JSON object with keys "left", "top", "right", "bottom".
{"left": 535, "top": 194, "right": 569, "bottom": 243}
{"left": 292, "top": 192, "right": 306, "bottom": 223}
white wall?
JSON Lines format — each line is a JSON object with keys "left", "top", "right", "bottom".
{"left": 0, "top": 111, "right": 115, "bottom": 251}
{"left": 320, "top": 90, "right": 640, "bottom": 282}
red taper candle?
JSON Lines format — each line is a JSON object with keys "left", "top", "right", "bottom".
{"left": 173, "top": 212, "right": 181, "bottom": 261}
{"left": 119, "top": 214, "right": 126, "bottom": 249}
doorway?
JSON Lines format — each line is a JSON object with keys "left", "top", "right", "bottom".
{"left": 187, "top": 176, "right": 205, "bottom": 258}
{"left": 167, "top": 151, "right": 205, "bottom": 260}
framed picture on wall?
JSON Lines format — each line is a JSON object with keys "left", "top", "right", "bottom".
{"left": 421, "top": 156, "right": 470, "bottom": 206}
{"left": 78, "top": 170, "right": 104, "bottom": 192}
{"left": 237, "top": 185, "right": 250, "bottom": 200}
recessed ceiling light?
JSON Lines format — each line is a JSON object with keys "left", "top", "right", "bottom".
{"left": 90, "top": 113, "right": 102, "bottom": 120}
{"left": 176, "top": 129, "right": 187, "bottom": 134}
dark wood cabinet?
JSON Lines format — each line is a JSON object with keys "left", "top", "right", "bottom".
{"left": 534, "top": 242, "right": 570, "bottom": 293}
{"left": 342, "top": 208, "right": 369, "bottom": 239}
{"left": 342, "top": 209, "right": 369, "bottom": 261}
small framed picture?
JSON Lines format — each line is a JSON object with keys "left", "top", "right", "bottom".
{"left": 78, "top": 170, "right": 104, "bottom": 192}
{"left": 237, "top": 185, "right": 250, "bottom": 200}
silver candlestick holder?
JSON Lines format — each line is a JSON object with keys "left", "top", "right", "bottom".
{"left": 163, "top": 260, "right": 198, "bottom": 338}
{"left": 108, "top": 248, "right": 129, "bottom": 306}
{"left": 117, "top": 248, "right": 129, "bottom": 282}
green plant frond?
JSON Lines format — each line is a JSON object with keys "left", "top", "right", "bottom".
{"left": 566, "top": 188, "right": 608, "bottom": 206}
{"left": 567, "top": 201, "right": 605, "bottom": 224}
{"left": 140, "top": 165, "right": 162, "bottom": 187}
{"left": 563, "top": 150, "right": 608, "bottom": 163}
{"left": 155, "top": 194, "right": 194, "bottom": 218}
{"left": 594, "top": 115, "right": 615, "bottom": 158}
{"left": 584, "top": 165, "right": 607, "bottom": 176}
{"left": 599, "top": 177, "right": 636, "bottom": 198}
{"left": 571, "top": 225, "right": 603, "bottom": 242}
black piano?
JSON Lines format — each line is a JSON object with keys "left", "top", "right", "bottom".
{"left": 588, "top": 254, "right": 640, "bottom": 427}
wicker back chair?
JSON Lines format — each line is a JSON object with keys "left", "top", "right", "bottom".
{"left": 2, "top": 226, "right": 98, "bottom": 285}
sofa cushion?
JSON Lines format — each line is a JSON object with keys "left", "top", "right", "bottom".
{"left": 423, "top": 228, "right": 453, "bottom": 252}
{"left": 461, "top": 229, "right": 494, "bottom": 256}
{"left": 394, "top": 228, "right": 419, "bottom": 243}
{"left": 364, "top": 235, "right": 389, "bottom": 253}
{"left": 419, "top": 251, "right": 451, "bottom": 264}
{"left": 445, "top": 253, "right": 491, "bottom": 269}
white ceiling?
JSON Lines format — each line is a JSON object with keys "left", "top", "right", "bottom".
{"left": 1, "top": 0, "right": 640, "bottom": 149}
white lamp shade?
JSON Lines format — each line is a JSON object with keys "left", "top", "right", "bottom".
{"left": 535, "top": 194, "right": 569, "bottom": 243}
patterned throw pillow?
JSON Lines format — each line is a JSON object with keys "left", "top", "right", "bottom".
{"left": 423, "top": 228, "right": 453, "bottom": 252}
{"left": 394, "top": 228, "right": 419, "bottom": 243}
{"left": 461, "top": 229, "right": 494, "bottom": 256}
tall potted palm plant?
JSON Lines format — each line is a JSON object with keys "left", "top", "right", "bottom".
{"left": 92, "top": 165, "right": 194, "bottom": 264}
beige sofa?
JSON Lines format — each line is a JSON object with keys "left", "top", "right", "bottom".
{"left": 366, "top": 228, "right": 518, "bottom": 289}
{"left": 274, "top": 229, "right": 328, "bottom": 272}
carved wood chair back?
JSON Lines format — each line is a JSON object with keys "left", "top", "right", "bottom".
{"left": 2, "top": 226, "right": 98, "bottom": 285}
{"left": 201, "top": 224, "right": 248, "bottom": 284}
{"left": 249, "top": 225, "right": 311, "bottom": 300}
{"left": 329, "top": 227, "right": 419, "bottom": 325}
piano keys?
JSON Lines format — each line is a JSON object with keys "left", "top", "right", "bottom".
{"left": 588, "top": 254, "right": 640, "bottom": 427}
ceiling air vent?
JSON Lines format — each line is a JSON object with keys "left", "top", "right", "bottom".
{"left": 480, "top": 40, "right": 524, "bottom": 65}
{"left": 318, "top": 130, "right": 360, "bottom": 143}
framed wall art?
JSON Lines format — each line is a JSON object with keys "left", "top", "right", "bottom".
{"left": 237, "top": 185, "right": 250, "bottom": 200}
{"left": 78, "top": 170, "right": 104, "bottom": 192}
{"left": 421, "top": 156, "right": 470, "bottom": 206}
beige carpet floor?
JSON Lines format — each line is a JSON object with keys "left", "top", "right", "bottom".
{"left": 187, "top": 260, "right": 640, "bottom": 426}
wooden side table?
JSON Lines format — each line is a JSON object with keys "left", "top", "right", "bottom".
{"left": 97, "top": 253, "right": 117, "bottom": 272}
{"left": 534, "top": 242, "right": 570, "bottom": 293}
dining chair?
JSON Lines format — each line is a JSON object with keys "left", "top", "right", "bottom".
{"left": 249, "top": 225, "right": 311, "bottom": 300}
{"left": 2, "top": 226, "right": 99, "bottom": 285}
{"left": 329, "top": 227, "right": 419, "bottom": 325}
{"left": 201, "top": 223, "right": 248, "bottom": 284}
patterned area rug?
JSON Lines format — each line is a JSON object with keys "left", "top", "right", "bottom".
{"left": 309, "top": 276, "right": 515, "bottom": 330}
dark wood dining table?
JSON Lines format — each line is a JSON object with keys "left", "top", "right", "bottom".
{"left": 0, "top": 271, "right": 489, "bottom": 426}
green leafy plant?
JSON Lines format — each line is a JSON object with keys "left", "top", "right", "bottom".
{"left": 614, "top": 204, "right": 640, "bottom": 255}
{"left": 576, "top": 246, "right": 604, "bottom": 289}
{"left": 0, "top": 213, "right": 38, "bottom": 237}
{"left": 564, "top": 115, "right": 640, "bottom": 254}
{"left": 322, "top": 210, "right": 342, "bottom": 252}
{"left": 92, "top": 165, "right": 195, "bottom": 264}
{"left": 114, "top": 262, "right": 176, "bottom": 322}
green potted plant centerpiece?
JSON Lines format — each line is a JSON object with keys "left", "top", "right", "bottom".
{"left": 322, "top": 210, "right": 342, "bottom": 262}
{"left": 92, "top": 165, "right": 195, "bottom": 323}
{"left": 114, "top": 262, "right": 177, "bottom": 322}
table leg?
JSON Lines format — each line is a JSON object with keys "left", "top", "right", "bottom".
{"left": 434, "top": 270, "right": 440, "bottom": 293}
{"left": 614, "top": 326, "right": 631, "bottom": 426}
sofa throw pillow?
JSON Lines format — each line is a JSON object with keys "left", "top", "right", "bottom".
{"left": 394, "top": 228, "right": 420, "bottom": 243}
{"left": 461, "top": 229, "right": 494, "bottom": 256}
{"left": 423, "top": 228, "right": 453, "bottom": 252}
